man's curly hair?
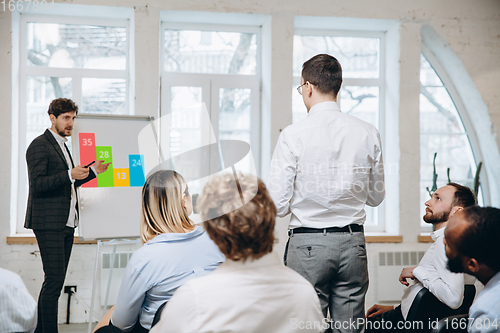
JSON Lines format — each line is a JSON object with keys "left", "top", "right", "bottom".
{"left": 47, "top": 98, "right": 78, "bottom": 118}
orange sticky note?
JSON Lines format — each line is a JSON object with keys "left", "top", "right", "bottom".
{"left": 114, "top": 168, "right": 130, "bottom": 187}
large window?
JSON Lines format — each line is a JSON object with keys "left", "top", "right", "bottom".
{"left": 419, "top": 53, "right": 482, "bottom": 232}
{"left": 161, "top": 23, "right": 261, "bottom": 197}
{"left": 292, "top": 30, "right": 385, "bottom": 231}
{"left": 15, "top": 14, "right": 131, "bottom": 233}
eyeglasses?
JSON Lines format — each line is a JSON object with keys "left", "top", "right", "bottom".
{"left": 296, "top": 82, "right": 307, "bottom": 95}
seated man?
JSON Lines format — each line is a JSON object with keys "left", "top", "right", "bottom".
{"left": 445, "top": 206, "right": 500, "bottom": 333}
{"left": 151, "top": 174, "right": 325, "bottom": 333}
{"left": 0, "top": 267, "right": 37, "bottom": 333}
{"left": 365, "top": 183, "right": 476, "bottom": 332}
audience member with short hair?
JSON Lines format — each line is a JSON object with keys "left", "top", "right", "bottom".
{"left": 151, "top": 173, "right": 325, "bottom": 333}
{"left": 365, "top": 183, "right": 476, "bottom": 332}
{"left": 444, "top": 206, "right": 500, "bottom": 333}
{"left": 0, "top": 267, "right": 37, "bottom": 333}
{"left": 95, "top": 170, "right": 224, "bottom": 333}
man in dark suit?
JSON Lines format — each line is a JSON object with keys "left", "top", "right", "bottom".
{"left": 25, "top": 98, "right": 110, "bottom": 333}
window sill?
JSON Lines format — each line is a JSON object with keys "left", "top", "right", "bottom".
{"left": 418, "top": 235, "right": 433, "bottom": 243}
{"left": 6, "top": 236, "right": 97, "bottom": 245}
{"left": 365, "top": 235, "right": 403, "bottom": 243}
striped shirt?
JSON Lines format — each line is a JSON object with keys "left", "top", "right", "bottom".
{"left": 0, "top": 268, "right": 37, "bottom": 333}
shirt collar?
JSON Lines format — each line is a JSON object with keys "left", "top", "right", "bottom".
{"left": 48, "top": 128, "right": 68, "bottom": 145}
{"left": 431, "top": 226, "right": 445, "bottom": 241}
{"left": 216, "top": 251, "right": 281, "bottom": 272}
{"left": 308, "top": 101, "right": 341, "bottom": 117}
{"left": 145, "top": 225, "right": 205, "bottom": 244}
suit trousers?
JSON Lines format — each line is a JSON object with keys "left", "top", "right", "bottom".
{"left": 285, "top": 230, "right": 369, "bottom": 333}
{"left": 34, "top": 227, "right": 75, "bottom": 333}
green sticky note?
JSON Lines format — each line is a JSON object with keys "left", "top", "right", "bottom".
{"left": 95, "top": 146, "right": 114, "bottom": 187}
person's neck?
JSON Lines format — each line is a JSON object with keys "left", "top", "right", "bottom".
{"left": 476, "top": 267, "right": 498, "bottom": 286}
{"left": 50, "top": 126, "right": 66, "bottom": 139}
{"left": 307, "top": 95, "right": 337, "bottom": 112}
{"left": 433, "top": 221, "right": 447, "bottom": 231}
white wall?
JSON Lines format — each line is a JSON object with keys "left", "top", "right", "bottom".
{"left": 1, "top": 0, "right": 499, "bottom": 324}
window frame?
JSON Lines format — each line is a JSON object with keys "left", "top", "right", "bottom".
{"left": 160, "top": 21, "right": 262, "bottom": 176}
{"left": 14, "top": 13, "right": 132, "bottom": 234}
{"left": 293, "top": 28, "right": 387, "bottom": 233}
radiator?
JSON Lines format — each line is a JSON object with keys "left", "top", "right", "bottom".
{"left": 376, "top": 251, "right": 425, "bottom": 302}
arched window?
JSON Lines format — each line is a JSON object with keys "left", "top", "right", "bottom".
{"left": 419, "top": 53, "right": 482, "bottom": 231}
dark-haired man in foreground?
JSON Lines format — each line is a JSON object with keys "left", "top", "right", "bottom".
{"left": 444, "top": 206, "right": 500, "bottom": 333}
{"left": 25, "top": 98, "right": 110, "bottom": 333}
{"left": 267, "top": 54, "right": 385, "bottom": 332}
{"left": 365, "top": 183, "right": 476, "bottom": 332}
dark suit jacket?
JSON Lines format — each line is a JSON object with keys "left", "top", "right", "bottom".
{"left": 24, "top": 129, "right": 96, "bottom": 231}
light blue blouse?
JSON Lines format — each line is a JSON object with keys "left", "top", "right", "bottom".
{"left": 110, "top": 226, "right": 225, "bottom": 331}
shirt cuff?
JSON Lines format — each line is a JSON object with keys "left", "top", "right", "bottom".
{"left": 412, "top": 266, "right": 428, "bottom": 283}
{"left": 68, "top": 170, "right": 76, "bottom": 183}
{"left": 90, "top": 166, "right": 97, "bottom": 176}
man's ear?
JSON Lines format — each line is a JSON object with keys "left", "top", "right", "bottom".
{"left": 466, "top": 258, "right": 480, "bottom": 274}
{"left": 49, "top": 114, "right": 56, "bottom": 124}
{"left": 449, "top": 206, "right": 463, "bottom": 218}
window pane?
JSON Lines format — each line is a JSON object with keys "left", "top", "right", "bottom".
{"left": 168, "top": 86, "right": 204, "bottom": 195}
{"left": 420, "top": 55, "right": 480, "bottom": 229}
{"left": 26, "top": 76, "right": 72, "bottom": 145}
{"left": 340, "top": 86, "right": 379, "bottom": 129}
{"left": 219, "top": 88, "right": 252, "bottom": 173}
{"left": 27, "top": 22, "right": 127, "bottom": 70}
{"left": 164, "top": 30, "right": 257, "bottom": 74}
{"left": 82, "top": 78, "right": 126, "bottom": 114}
{"left": 293, "top": 36, "right": 380, "bottom": 78}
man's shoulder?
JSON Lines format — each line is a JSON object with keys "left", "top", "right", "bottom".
{"left": 28, "top": 131, "right": 51, "bottom": 149}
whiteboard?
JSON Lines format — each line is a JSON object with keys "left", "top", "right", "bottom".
{"left": 72, "top": 114, "right": 158, "bottom": 240}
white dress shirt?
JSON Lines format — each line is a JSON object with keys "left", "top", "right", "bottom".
{"left": 468, "top": 271, "right": 500, "bottom": 333}
{"left": 400, "top": 227, "right": 473, "bottom": 319}
{"left": 151, "top": 251, "right": 325, "bottom": 333}
{"left": 0, "top": 268, "right": 37, "bottom": 333}
{"left": 267, "top": 101, "right": 385, "bottom": 228}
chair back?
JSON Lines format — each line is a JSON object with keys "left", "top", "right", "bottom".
{"left": 151, "top": 301, "right": 168, "bottom": 328}
{"left": 456, "top": 284, "right": 476, "bottom": 315}
{"left": 405, "top": 288, "right": 456, "bottom": 333}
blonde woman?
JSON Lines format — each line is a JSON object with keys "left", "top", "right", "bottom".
{"left": 95, "top": 170, "right": 224, "bottom": 333}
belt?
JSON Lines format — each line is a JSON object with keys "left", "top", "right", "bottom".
{"left": 288, "top": 224, "right": 363, "bottom": 236}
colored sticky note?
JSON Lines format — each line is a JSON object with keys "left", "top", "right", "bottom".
{"left": 96, "top": 146, "right": 114, "bottom": 187}
{"left": 79, "top": 133, "right": 97, "bottom": 188}
{"left": 114, "top": 168, "right": 130, "bottom": 187}
{"left": 129, "top": 154, "right": 145, "bottom": 187}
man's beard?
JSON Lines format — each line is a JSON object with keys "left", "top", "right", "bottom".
{"left": 423, "top": 210, "right": 450, "bottom": 224}
{"left": 447, "top": 255, "right": 465, "bottom": 273}
{"left": 56, "top": 123, "right": 71, "bottom": 137}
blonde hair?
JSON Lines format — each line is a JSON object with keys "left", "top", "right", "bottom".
{"left": 197, "top": 173, "right": 277, "bottom": 261}
{"left": 140, "top": 170, "right": 194, "bottom": 243}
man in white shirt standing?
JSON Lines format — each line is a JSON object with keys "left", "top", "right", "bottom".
{"left": 267, "top": 54, "right": 385, "bottom": 333}
{"left": 366, "top": 183, "right": 476, "bottom": 332}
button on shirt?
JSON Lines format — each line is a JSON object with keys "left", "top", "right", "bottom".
{"left": 151, "top": 251, "right": 325, "bottom": 333}
{"left": 267, "top": 101, "right": 385, "bottom": 228}
{"left": 400, "top": 227, "right": 470, "bottom": 319}
{"left": 48, "top": 128, "right": 78, "bottom": 228}
{"left": 468, "top": 271, "right": 500, "bottom": 333}
{"left": 0, "top": 268, "right": 37, "bottom": 333}
{"left": 111, "top": 226, "right": 225, "bottom": 331}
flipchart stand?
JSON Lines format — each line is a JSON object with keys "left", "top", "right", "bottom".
{"left": 88, "top": 238, "right": 141, "bottom": 333}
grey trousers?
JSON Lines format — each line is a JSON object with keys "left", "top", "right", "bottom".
{"left": 285, "top": 230, "right": 369, "bottom": 333}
